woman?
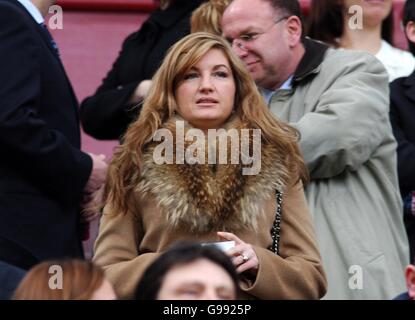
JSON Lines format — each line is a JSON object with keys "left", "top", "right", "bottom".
{"left": 307, "top": 0, "right": 415, "bottom": 81}
{"left": 135, "top": 242, "right": 239, "bottom": 300}
{"left": 80, "top": 0, "right": 206, "bottom": 140}
{"left": 93, "top": 32, "right": 327, "bottom": 299}
{"left": 13, "top": 260, "right": 116, "bottom": 300}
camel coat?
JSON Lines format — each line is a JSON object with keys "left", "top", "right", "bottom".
{"left": 93, "top": 117, "right": 327, "bottom": 299}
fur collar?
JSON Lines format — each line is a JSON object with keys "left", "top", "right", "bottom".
{"left": 136, "top": 116, "right": 288, "bottom": 233}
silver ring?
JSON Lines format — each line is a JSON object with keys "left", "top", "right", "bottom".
{"left": 241, "top": 254, "right": 249, "bottom": 262}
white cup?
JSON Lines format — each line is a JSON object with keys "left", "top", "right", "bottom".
{"left": 201, "top": 241, "right": 235, "bottom": 252}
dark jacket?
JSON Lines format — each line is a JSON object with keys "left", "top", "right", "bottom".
{"left": 390, "top": 69, "right": 415, "bottom": 261}
{"left": 390, "top": 70, "right": 415, "bottom": 197}
{"left": 0, "top": 0, "right": 92, "bottom": 268}
{"left": 80, "top": 0, "right": 205, "bottom": 140}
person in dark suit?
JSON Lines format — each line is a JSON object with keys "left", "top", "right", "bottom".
{"left": 80, "top": 0, "right": 205, "bottom": 140}
{"left": 0, "top": 0, "right": 108, "bottom": 270}
{"left": 390, "top": 0, "right": 415, "bottom": 260}
{"left": 0, "top": 261, "right": 25, "bottom": 300}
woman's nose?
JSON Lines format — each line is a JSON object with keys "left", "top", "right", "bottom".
{"left": 199, "top": 75, "right": 214, "bottom": 92}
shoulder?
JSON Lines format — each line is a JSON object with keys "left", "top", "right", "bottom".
{"left": 390, "top": 76, "right": 407, "bottom": 93}
{"left": 377, "top": 41, "right": 415, "bottom": 80}
{"left": 0, "top": 1, "right": 38, "bottom": 40}
{"left": 378, "top": 40, "right": 414, "bottom": 62}
{"left": 120, "top": 30, "right": 141, "bottom": 49}
{"left": 323, "top": 47, "right": 386, "bottom": 75}
{"left": 0, "top": 1, "right": 29, "bottom": 24}
{"left": 390, "top": 69, "right": 415, "bottom": 97}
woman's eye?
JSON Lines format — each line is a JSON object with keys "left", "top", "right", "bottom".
{"left": 183, "top": 73, "right": 199, "bottom": 80}
{"left": 213, "top": 71, "right": 228, "bottom": 78}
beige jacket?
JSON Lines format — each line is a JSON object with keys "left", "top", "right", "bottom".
{"left": 267, "top": 39, "right": 409, "bottom": 299}
{"left": 93, "top": 117, "right": 327, "bottom": 299}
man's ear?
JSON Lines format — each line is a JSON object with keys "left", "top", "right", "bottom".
{"left": 405, "top": 264, "right": 415, "bottom": 300}
{"left": 405, "top": 21, "right": 415, "bottom": 44}
{"left": 285, "top": 16, "right": 302, "bottom": 47}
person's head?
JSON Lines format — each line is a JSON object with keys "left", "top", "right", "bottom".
{"left": 403, "top": 0, "right": 415, "bottom": 55}
{"left": 221, "top": 0, "right": 305, "bottom": 90}
{"left": 406, "top": 255, "right": 415, "bottom": 300}
{"left": 307, "top": 0, "right": 394, "bottom": 47}
{"left": 12, "top": 259, "right": 116, "bottom": 300}
{"left": 191, "top": 0, "right": 232, "bottom": 35}
{"left": 135, "top": 242, "right": 239, "bottom": 300}
{"left": 104, "top": 31, "right": 307, "bottom": 217}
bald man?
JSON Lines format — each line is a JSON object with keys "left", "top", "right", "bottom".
{"left": 222, "top": 0, "right": 409, "bottom": 299}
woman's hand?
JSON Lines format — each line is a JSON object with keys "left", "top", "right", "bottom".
{"left": 217, "top": 231, "right": 259, "bottom": 277}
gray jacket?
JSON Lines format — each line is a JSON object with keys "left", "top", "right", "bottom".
{"left": 267, "top": 39, "right": 409, "bottom": 299}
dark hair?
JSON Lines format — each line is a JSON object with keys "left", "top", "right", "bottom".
{"left": 134, "top": 242, "right": 240, "bottom": 300}
{"left": 307, "top": 0, "right": 394, "bottom": 46}
{"left": 265, "top": 0, "right": 304, "bottom": 38}
{"left": 403, "top": 0, "right": 415, "bottom": 55}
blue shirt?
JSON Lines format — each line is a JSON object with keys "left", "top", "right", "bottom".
{"left": 260, "top": 75, "right": 293, "bottom": 105}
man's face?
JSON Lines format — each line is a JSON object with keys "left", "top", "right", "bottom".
{"left": 221, "top": 0, "right": 292, "bottom": 90}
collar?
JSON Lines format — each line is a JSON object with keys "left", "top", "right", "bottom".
{"left": 260, "top": 87, "right": 275, "bottom": 105}
{"left": 403, "top": 69, "right": 415, "bottom": 103}
{"left": 16, "top": 0, "right": 44, "bottom": 24}
{"left": 151, "top": 0, "right": 205, "bottom": 28}
{"left": 292, "top": 37, "right": 329, "bottom": 85}
{"left": 259, "top": 76, "right": 293, "bottom": 104}
{"left": 280, "top": 75, "right": 293, "bottom": 89}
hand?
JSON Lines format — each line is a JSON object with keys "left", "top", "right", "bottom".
{"left": 129, "top": 80, "right": 153, "bottom": 104}
{"left": 217, "top": 231, "right": 259, "bottom": 277}
{"left": 80, "top": 186, "right": 104, "bottom": 222}
{"left": 85, "top": 153, "right": 108, "bottom": 194}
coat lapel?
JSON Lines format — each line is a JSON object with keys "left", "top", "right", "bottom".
{"left": 403, "top": 70, "right": 415, "bottom": 105}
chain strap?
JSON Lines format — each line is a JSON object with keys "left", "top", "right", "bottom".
{"left": 271, "top": 190, "right": 283, "bottom": 255}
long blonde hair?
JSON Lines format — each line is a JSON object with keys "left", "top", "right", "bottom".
{"left": 191, "top": 0, "right": 232, "bottom": 35}
{"left": 104, "top": 32, "right": 307, "bottom": 215}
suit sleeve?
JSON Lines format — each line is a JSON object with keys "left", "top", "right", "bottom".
{"left": 0, "top": 4, "right": 92, "bottom": 203}
{"left": 389, "top": 80, "right": 415, "bottom": 195}
{"left": 241, "top": 180, "right": 327, "bottom": 299}
{"left": 291, "top": 53, "right": 390, "bottom": 179}
{"left": 79, "top": 33, "right": 142, "bottom": 140}
{"left": 93, "top": 204, "right": 160, "bottom": 299}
